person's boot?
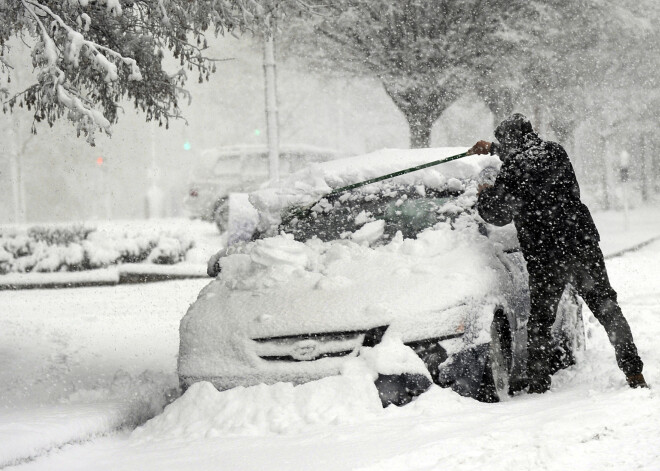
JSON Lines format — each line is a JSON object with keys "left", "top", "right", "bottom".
{"left": 526, "top": 375, "right": 551, "bottom": 394}
{"left": 626, "top": 373, "right": 649, "bottom": 389}
{"left": 508, "top": 377, "right": 529, "bottom": 395}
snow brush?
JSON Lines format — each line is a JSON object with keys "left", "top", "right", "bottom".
{"left": 282, "top": 150, "right": 470, "bottom": 224}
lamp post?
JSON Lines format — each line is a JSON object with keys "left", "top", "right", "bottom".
{"left": 263, "top": 15, "right": 280, "bottom": 182}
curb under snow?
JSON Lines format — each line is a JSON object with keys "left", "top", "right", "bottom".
{"left": 603, "top": 235, "right": 660, "bottom": 260}
{"left": 0, "top": 264, "right": 208, "bottom": 291}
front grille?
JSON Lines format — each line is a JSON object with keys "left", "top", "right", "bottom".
{"left": 252, "top": 327, "right": 463, "bottom": 363}
{"left": 252, "top": 327, "right": 387, "bottom": 363}
{"left": 258, "top": 350, "right": 356, "bottom": 362}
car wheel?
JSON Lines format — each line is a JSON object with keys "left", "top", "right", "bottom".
{"left": 435, "top": 309, "right": 513, "bottom": 403}
{"left": 213, "top": 199, "right": 229, "bottom": 233}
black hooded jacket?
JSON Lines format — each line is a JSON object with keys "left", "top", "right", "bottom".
{"left": 477, "top": 115, "right": 600, "bottom": 266}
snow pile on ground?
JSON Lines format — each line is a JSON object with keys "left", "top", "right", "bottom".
{"left": 131, "top": 377, "right": 379, "bottom": 440}
{"left": 134, "top": 337, "right": 424, "bottom": 441}
{"left": 249, "top": 148, "right": 500, "bottom": 233}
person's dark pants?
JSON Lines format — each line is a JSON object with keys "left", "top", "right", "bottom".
{"left": 525, "top": 242, "right": 643, "bottom": 388}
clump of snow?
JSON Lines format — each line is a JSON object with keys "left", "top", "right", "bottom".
{"left": 219, "top": 234, "right": 313, "bottom": 290}
{"left": 351, "top": 220, "right": 386, "bottom": 245}
{"left": 226, "top": 193, "right": 259, "bottom": 246}
{"left": 353, "top": 210, "right": 374, "bottom": 226}
{"left": 349, "top": 334, "right": 431, "bottom": 379}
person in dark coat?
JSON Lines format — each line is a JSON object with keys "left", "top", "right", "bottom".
{"left": 468, "top": 113, "right": 647, "bottom": 393}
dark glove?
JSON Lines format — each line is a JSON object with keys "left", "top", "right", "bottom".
{"left": 467, "top": 140, "right": 492, "bottom": 156}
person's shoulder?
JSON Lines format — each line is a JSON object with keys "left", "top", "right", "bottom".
{"left": 544, "top": 140, "right": 569, "bottom": 158}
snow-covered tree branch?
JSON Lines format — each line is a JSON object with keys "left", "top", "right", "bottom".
{"left": 0, "top": 0, "right": 321, "bottom": 144}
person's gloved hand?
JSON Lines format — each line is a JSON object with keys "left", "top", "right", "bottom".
{"left": 477, "top": 183, "right": 492, "bottom": 195}
{"left": 467, "top": 140, "right": 492, "bottom": 155}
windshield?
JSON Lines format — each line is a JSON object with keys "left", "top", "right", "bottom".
{"left": 279, "top": 185, "right": 466, "bottom": 243}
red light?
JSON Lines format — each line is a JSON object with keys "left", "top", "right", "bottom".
{"left": 96, "top": 157, "right": 104, "bottom": 166}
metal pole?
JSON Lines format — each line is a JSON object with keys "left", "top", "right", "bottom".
{"left": 263, "top": 17, "right": 280, "bottom": 182}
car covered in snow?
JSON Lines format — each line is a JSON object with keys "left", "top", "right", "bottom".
{"left": 178, "top": 148, "right": 584, "bottom": 405}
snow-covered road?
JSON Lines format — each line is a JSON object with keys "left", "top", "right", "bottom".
{"left": 2, "top": 233, "right": 660, "bottom": 470}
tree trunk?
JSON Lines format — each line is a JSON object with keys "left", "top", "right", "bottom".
{"left": 600, "top": 135, "right": 610, "bottom": 210}
{"left": 482, "top": 88, "right": 515, "bottom": 125}
{"left": 407, "top": 116, "right": 433, "bottom": 148}
{"left": 640, "top": 134, "right": 649, "bottom": 202}
{"left": 533, "top": 105, "right": 543, "bottom": 136}
{"left": 380, "top": 81, "right": 453, "bottom": 149}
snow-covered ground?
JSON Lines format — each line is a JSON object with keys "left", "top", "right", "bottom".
{"left": 1, "top": 207, "right": 659, "bottom": 470}
{"left": 592, "top": 206, "right": 660, "bottom": 256}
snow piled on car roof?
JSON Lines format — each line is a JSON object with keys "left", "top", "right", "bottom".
{"left": 250, "top": 148, "right": 501, "bottom": 232}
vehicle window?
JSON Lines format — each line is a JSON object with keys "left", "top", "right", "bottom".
{"left": 279, "top": 185, "right": 467, "bottom": 243}
{"left": 382, "top": 197, "right": 453, "bottom": 239}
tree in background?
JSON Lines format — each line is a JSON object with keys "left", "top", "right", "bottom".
{"left": 282, "top": 0, "right": 534, "bottom": 148}
{"left": 0, "top": 0, "right": 320, "bottom": 144}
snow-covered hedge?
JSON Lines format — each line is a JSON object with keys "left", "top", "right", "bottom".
{"left": 0, "top": 224, "right": 195, "bottom": 274}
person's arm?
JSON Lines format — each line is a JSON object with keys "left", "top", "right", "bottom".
{"left": 477, "top": 158, "right": 518, "bottom": 226}
{"left": 468, "top": 139, "right": 515, "bottom": 226}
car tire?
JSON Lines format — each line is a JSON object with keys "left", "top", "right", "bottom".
{"left": 435, "top": 310, "right": 513, "bottom": 403}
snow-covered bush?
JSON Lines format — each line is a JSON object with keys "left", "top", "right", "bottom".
{"left": 28, "top": 224, "right": 95, "bottom": 246}
{"left": 0, "top": 225, "right": 195, "bottom": 274}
